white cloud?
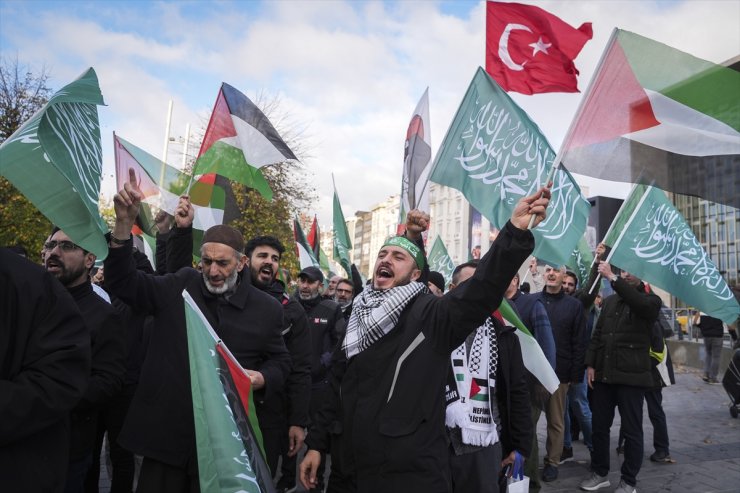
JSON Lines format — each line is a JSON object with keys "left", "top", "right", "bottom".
{"left": 1, "top": 0, "right": 737, "bottom": 228}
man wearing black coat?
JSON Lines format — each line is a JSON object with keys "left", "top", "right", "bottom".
{"left": 300, "top": 187, "right": 550, "bottom": 493}
{"left": 580, "top": 263, "right": 661, "bottom": 493}
{"left": 44, "top": 228, "right": 127, "bottom": 492}
{"left": 243, "top": 235, "right": 312, "bottom": 485}
{"left": 0, "top": 249, "right": 91, "bottom": 492}
{"left": 105, "top": 172, "right": 290, "bottom": 491}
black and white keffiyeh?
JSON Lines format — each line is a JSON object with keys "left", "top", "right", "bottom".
{"left": 445, "top": 317, "right": 500, "bottom": 447}
{"left": 343, "top": 282, "right": 426, "bottom": 358}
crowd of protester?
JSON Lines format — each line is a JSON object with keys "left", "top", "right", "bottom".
{"left": 2, "top": 175, "right": 736, "bottom": 493}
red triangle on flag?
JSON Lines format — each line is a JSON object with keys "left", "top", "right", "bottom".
{"left": 198, "top": 88, "right": 237, "bottom": 158}
{"left": 469, "top": 378, "right": 481, "bottom": 398}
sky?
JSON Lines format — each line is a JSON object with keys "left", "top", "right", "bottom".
{"left": 1, "top": 0, "right": 739, "bottom": 227}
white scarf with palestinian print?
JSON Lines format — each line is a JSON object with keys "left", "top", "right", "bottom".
{"left": 445, "top": 317, "right": 500, "bottom": 447}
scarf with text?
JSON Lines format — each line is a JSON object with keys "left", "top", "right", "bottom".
{"left": 445, "top": 317, "right": 500, "bottom": 447}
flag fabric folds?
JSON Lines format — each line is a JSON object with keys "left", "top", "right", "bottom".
{"left": 485, "top": 1, "right": 592, "bottom": 95}
{"left": 399, "top": 88, "right": 433, "bottom": 225}
{"left": 496, "top": 299, "right": 559, "bottom": 393}
{"left": 293, "top": 218, "right": 320, "bottom": 270}
{"left": 182, "top": 291, "right": 274, "bottom": 493}
{"left": 560, "top": 29, "right": 740, "bottom": 209}
{"left": 114, "top": 134, "right": 233, "bottom": 255}
{"left": 0, "top": 67, "right": 109, "bottom": 258}
{"left": 194, "top": 83, "right": 298, "bottom": 201}
{"left": 603, "top": 184, "right": 739, "bottom": 324}
{"left": 427, "top": 236, "right": 456, "bottom": 287}
{"left": 430, "top": 67, "right": 590, "bottom": 267}
{"left": 332, "top": 185, "right": 353, "bottom": 277}
{"left": 566, "top": 236, "right": 595, "bottom": 286}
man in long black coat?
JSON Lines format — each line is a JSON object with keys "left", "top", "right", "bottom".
{"left": 105, "top": 170, "right": 290, "bottom": 491}
{"left": 300, "top": 187, "right": 551, "bottom": 493}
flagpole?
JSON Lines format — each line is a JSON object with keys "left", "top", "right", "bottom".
{"left": 588, "top": 184, "right": 650, "bottom": 294}
{"left": 527, "top": 29, "right": 620, "bottom": 231}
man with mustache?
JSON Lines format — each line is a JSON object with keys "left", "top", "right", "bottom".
{"left": 104, "top": 169, "right": 290, "bottom": 491}
{"left": 44, "top": 227, "right": 127, "bottom": 492}
{"left": 300, "top": 186, "right": 551, "bottom": 493}
{"left": 243, "top": 235, "right": 312, "bottom": 491}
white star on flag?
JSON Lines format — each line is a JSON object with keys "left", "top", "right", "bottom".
{"left": 529, "top": 37, "right": 552, "bottom": 56}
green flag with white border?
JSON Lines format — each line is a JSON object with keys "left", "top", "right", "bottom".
{"left": 427, "top": 236, "right": 455, "bottom": 287}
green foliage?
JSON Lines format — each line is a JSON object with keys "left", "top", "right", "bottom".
{"left": 229, "top": 162, "right": 315, "bottom": 278}
{"left": 0, "top": 57, "right": 53, "bottom": 257}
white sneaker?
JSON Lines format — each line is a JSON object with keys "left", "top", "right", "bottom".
{"left": 614, "top": 479, "right": 637, "bottom": 493}
{"left": 580, "top": 472, "right": 610, "bottom": 491}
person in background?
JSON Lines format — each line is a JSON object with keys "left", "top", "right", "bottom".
{"left": 428, "top": 271, "right": 446, "bottom": 297}
{"left": 694, "top": 312, "right": 725, "bottom": 384}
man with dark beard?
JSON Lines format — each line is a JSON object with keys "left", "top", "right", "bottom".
{"left": 44, "top": 227, "right": 127, "bottom": 492}
{"left": 300, "top": 186, "right": 551, "bottom": 493}
{"left": 244, "top": 235, "right": 312, "bottom": 491}
{"left": 104, "top": 170, "right": 290, "bottom": 491}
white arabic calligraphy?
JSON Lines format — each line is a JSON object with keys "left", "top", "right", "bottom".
{"left": 631, "top": 202, "right": 733, "bottom": 301}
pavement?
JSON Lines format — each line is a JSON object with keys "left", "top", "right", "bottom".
{"left": 98, "top": 365, "right": 740, "bottom": 493}
{"left": 539, "top": 366, "right": 740, "bottom": 493}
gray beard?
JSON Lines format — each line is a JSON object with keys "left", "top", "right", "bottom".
{"left": 203, "top": 268, "right": 239, "bottom": 295}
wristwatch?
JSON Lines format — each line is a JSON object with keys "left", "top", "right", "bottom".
{"left": 109, "top": 234, "right": 130, "bottom": 245}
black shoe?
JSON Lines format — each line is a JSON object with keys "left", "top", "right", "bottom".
{"left": 542, "top": 463, "right": 558, "bottom": 482}
{"left": 559, "top": 446, "right": 574, "bottom": 464}
{"left": 650, "top": 451, "right": 673, "bottom": 463}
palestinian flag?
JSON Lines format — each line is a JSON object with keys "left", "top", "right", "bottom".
{"left": 0, "top": 68, "right": 109, "bottom": 258}
{"left": 293, "top": 217, "right": 320, "bottom": 270}
{"left": 182, "top": 291, "right": 275, "bottom": 493}
{"left": 114, "top": 134, "right": 238, "bottom": 256}
{"left": 194, "top": 83, "right": 298, "bottom": 201}
{"left": 561, "top": 29, "right": 740, "bottom": 209}
{"left": 496, "top": 299, "right": 559, "bottom": 393}
{"left": 399, "top": 88, "right": 432, "bottom": 226}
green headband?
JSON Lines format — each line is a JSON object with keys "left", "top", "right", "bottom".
{"left": 382, "top": 236, "right": 425, "bottom": 269}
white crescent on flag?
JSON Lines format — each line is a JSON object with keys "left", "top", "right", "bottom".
{"left": 498, "top": 23, "right": 532, "bottom": 71}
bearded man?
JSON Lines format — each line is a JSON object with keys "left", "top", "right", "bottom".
{"left": 300, "top": 187, "right": 551, "bottom": 493}
{"left": 104, "top": 169, "right": 290, "bottom": 491}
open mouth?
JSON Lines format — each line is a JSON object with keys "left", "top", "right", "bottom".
{"left": 46, "top": 258, "right": 62, "bottom": 272}
{"left": 376, "top": 266, "right": 393, "bottom": 278}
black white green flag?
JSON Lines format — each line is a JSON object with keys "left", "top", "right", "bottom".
{"left": 430, "top": 67, "right": 590, "bottom": 266}
{"left": 399, "top": 88, "right": 432, "bottom": 225}
{"left": 604, "top": 184, "right": 739, "bottom": 324}
{"left": 0, "top": 68, "right": 108, "bottom": 258}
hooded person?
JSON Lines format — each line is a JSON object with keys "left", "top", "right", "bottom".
{"left": 104, "top": 169, "right": 291, "bottom": 491}
{"left": 299, "top": 186, "right": 551, "bottom": 493}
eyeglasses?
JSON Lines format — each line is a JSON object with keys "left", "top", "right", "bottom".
{"left": 336, "top": 288, "right": 353, "bottom": 295}
{"left": 44, "top": 240, "right": 80, "bottom": 252}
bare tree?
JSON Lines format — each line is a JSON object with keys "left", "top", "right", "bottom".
{"left": 0, "top": 55, "right": 52, "bottom": 143}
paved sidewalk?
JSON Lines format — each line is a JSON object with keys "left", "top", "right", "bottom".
{"left": 539, "top": 366, "right": 740, "bottom": 493}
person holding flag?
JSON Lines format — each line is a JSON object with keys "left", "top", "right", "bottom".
{"left": 300, "top": 186, "right": 551, "bottom": 493}
{"left": 104, "top": 169, "right": 291, "bottom": 491}
{"left": 580, "top": 262, "right": 662, "bottom": 493}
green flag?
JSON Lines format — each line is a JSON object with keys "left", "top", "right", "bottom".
{"left": 0, "top": 67, "right": 108, "bottom": 258}
{"left": 427, "top": 236, "right": 455, "bottom": 287}
{"left": 332, "top": 184, "right": 353, "bottom": 277}
{"left": 497, "top": 299, "right": 559, "bottom": 393}
{"left": 566, "top": 236, "right": 595, "bottom": 285}
{"left": 430, "top": 67, "right": 590, "bottom": 266}
{"left": 183, "top": 291, "right": 274, "bottom": 493}
{"left": 604, "top": 184, "right": 739, "bottom": 324}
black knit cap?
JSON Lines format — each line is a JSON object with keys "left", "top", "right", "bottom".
{"left": 428, "top": 271, "right": 446, "bottom": 293}
{"left": 201, "top": 225, "right": 245, "bottom": 253}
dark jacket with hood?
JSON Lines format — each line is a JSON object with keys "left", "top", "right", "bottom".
{"left": 306, "top": 221, "right": 533, "bottom": 493}
{"left": 585, "top": 277, "right": 662, "bottom": 387}
{"left": 534, "top": 288, "right": 586, "bottom": 383}
{"left": 297, "top": 294, "right": 343, "bottom": 385}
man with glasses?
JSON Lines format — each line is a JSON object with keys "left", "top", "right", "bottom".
{"left": 44, "top": 228, "right": 127, "bottom": 492}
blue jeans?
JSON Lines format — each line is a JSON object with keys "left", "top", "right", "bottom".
{"left": 564, "top": 374, "right": 593, "bottom": 450}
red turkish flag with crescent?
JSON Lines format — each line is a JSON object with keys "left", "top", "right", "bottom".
{"left": 485, "top": 1, "right": 592, "bottom": 95}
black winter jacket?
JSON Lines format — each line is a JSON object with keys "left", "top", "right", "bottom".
{"left": 297, "top": 295, "right": 343, "bottom": 385}
{"left": 104, "top": 238, "right": 290, "bottom": 469}
{"left": 535, "top": 289, "right": 586, "bottom": 383}
{"left": 306, "top": 221, "right": 533, "bottom": 493}
{"left": 585, "top": 278, "right": 662, "bottom": 387}
{"left": 0, "top": 250, "right": 91, "bottom": 492}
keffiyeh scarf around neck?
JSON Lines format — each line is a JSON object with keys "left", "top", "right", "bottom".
{"left": 445, "top": 317, "right": 500, "bottom": 447}
{"left": 342, "top": 282, "right": 426, "bottom": 358}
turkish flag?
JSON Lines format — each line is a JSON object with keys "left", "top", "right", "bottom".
{"left": 485, "top": 1, "right": 592, "bottom": 95}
